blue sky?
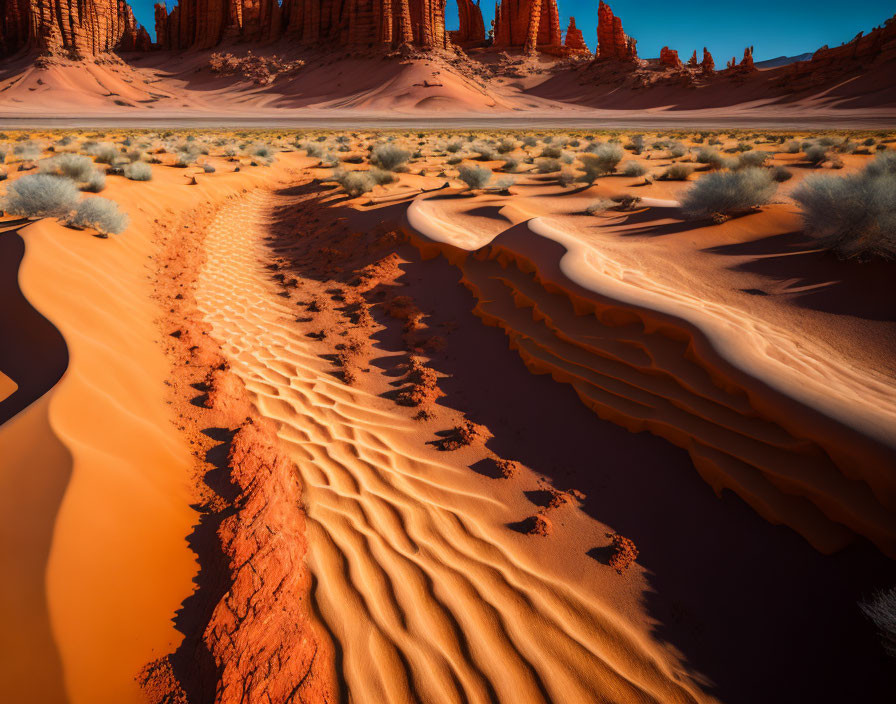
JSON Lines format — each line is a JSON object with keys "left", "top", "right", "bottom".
{"left": 134, "top": 1, "right": 893, "bottom": 62}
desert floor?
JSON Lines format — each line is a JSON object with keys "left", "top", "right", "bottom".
{"left": 1, "top": 128, "right": 894, "bottom": 704}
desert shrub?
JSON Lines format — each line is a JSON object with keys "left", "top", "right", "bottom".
{"left": 447, "top": 155, "right": 463, "bottom": 165}
{"left": 666, "top": 142, "right": 687, "bottom": 159}
{"left": 539, "top": 145, "right": 563, "bottom": 159}
{"left": 659, "top": 164, "right": 694, "bottom": 181}
{"left": 487, "top": 176, "right": 514, "bottom": 192}
{"left": 87, "top": 142, "right": 119, "bottom": 165}
{"left": 805, "top": 145, "right": 828, "bottom": 166}
{"left": 81, "top": 170, "right": 106, "bottom": 192}
{"left": 864, "top": 151, "right": 896, "bottom": 178}
{"left": 371, "top": 143, "right": 410, "bottom": 171}
{"left": 334, "top": 169, "right": 374, "bottom": 197}
{"left": 861, "top": 588, "right": 896, "bottom": 657}
{"left": 501, "top": 156, "right": 520, "bottom": 172}
{"left": 771, "top": 166, "right": 793, "bottom": 182}
{"left": 369, "top": 168, "right": 395, "bottom": 185}
{"left": 785, "top": 140, "right": 802, "bottom": 153}
{"left": 497, "top": 138, "right": 516, "bottom": 154}
{"left": 536, "top": 158, "right": 561, "bottom": 173}
{"left": 123, "top": 162, "right": 152, "bottom": 181}
{"left": 579, "top": 143, "right": 623, "bottom": 182}
{"left": 13, "top": 141, "right": 42, "bottom": 162}
{"left": 736, "top": 150, "right": 771, "bottom": 169}
{"left": 457, "top": 164, "right": 492, "bottom": 189}
{"left": 681, "top": 168, "right": 776, "bottom": 219}
{"left": 39, "top": 153, "right": 95, "bottom": 181}
{"left": 791, "top": 156, "right": 896, "bottom": 259}
{"left": 470, "top": 141, "right": 497, "bottom": 160}
{"left": 557, "top": 169, "right": 577, "bottom": 187}
{"left": 586, "top": 198, "right": 614, "bottom": 215}
{"left": 202, "top": 163, "right": 216, "bottom": 173}
{"left": 621, "top": 161, "right": 647, "bottom": 177}
{"left": 695, "top": 147, "right": 726, "bottom": 170}
{"left": 446, "top": 140, "right": 463, "bottom": 153}
{"left": 1, "top": 174, "right": 79, "bottom": 217}
{"left": 67, "top": 197, "right": 129, "bottom": 235}
{"left": 0, "top": 169, "right": 6, "bottom": 181}
{"left": 522, "top": 136, "right": 538, "bottom": 147}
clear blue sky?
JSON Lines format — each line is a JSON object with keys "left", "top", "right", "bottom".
{"left": 134, "top": 1, "right": 893, "bottom": 61}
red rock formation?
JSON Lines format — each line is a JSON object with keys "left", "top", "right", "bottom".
{"left": 453, "top": 0, "right": 485, "bottom": 45}
{"left": 0, "top": 0, "right": 150, "bottom": 58}
{"left": 563, "top": 16, "right": 589, "bottom": 55}
{"left": 687, "top": 49, "right": 697, "bottom": 67}
{"left": 0, "top": 0, "right": 29, "bottom": 56}
{"left": 493, "top": 0, "right": 561, "bottom": 53}
{"left": 118, "top": 1, "right": 152, "bottom": 51}
{"left": 659, "top": 45, "right": 681, "bottom": 68}
{"left": 153, "top": 0, "right": 449, "bottom": 51}
{"left": 701, "top": 46, "right": 714, "bottom": 73}
{"left": 595, "top": 0, "right": 635, "bottom": 61}
{"left": 740, "top": 45, "right": 755, "bottom": 70}
{"left": 778, "top": 14, "right": 896, "bottom": 87}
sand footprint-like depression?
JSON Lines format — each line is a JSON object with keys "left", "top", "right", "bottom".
{"left": 194, "top": 191, "right": 715, "bottom": 704}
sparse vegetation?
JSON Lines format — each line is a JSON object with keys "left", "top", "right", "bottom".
{"left": 659, "top": 164, "right": 693, "bottom": 181}
{"left": 457, "top": 164, "right": 493, "bottom": 190}
{"left": 861, "top": 588, "right": 896, "bottom": 658}
{"left": 124, "top": 162, "right": 153, "bottom": 181}
{"left": 1, "top": 173, "right": 79, "bottom": 217}
{"left": 371, "top": 143, "right": 410, "bottom": 171}
{"left": 67, "top": 197, "right": 129, "bottom": 235}
{"left": 792, "top": 153, "right": 896, "bottom": 259}
{"left": 681, "top": 168, "right": 776, "bottom": 219}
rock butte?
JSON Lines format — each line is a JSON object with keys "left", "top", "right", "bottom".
{"left": 1, "top": 0, "right": 893, "bottom": 91}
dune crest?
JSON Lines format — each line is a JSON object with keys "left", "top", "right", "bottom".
{"left": 404, "top": 197, "right": 896, "bottom": 555}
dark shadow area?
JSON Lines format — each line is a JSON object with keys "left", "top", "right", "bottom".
{"left": 706, "top": 231, "right": 896, "bottom": 322}
{"left": 0, "top": 227, "right": 70, "bottom": 424}
{"left": 262, "top": 181, "right": 896, "bottom": 703}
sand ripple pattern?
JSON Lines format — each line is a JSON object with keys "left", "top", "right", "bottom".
{"left": 193, "top": 190, "right": 712, "bottom": 704}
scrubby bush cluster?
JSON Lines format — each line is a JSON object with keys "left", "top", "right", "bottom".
{"left": 792, "top": 152, "right": 896, "bottom": 259}
{"left": 682, "top": 168, "right": 776, "bottom": 219}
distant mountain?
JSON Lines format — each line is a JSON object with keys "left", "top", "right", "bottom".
{"left": 755, "top": 53, "right": 815, "bottom": 68}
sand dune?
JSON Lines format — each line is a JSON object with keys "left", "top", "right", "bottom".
{"left": 404, "top": 196, "right": 896, "bottom": 556}
{"left": 190, "top": 188, "right": 719, "bottom": 703}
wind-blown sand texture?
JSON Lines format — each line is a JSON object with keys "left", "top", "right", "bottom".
{"left": 1, "top": 131, "right": 894, "bottom": 703}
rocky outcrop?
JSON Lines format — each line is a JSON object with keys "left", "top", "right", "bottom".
{"left": 595, "top": 0, "right": 635, "bottom": 61}
{"left": 563, "top": 16, "right": 589, "bottom": 55}
{"left": 154, "top": 0, "right": 449, "bottom": 51}
{"left": 493, "top": 0, "right": 561, "bottom": 54}
{"left": 659, "top": 45, "right": 681, "bottom": 68}
{"left": 727, "top": 46, "right": 756, "bottom": 72}
{"left": 0, "top": 0, "right": 150, "bottom": 58}
{"left": 701, "top": 46, "right": 714, "bottom": 73}
{"left": 452, "top": 0, "right": 485, "bottom": 45}
{"left": 0, "top": 0, "right": 29, "bottom": 56}
{"left": 778, "top": 14, "right": 896, "bottom": 87}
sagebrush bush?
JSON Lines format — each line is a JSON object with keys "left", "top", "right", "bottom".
{"left": 369, "top": 168, "right": 395, "bottom": 185}
{"left": 501, "top": 156, "right": 520, "bottom": 172}
{"left": 471, "top": 141, "right": 497, "bottom": 160}
{"left": 539, "top": 145, "right": 563, "bottom": 159}
{"left": 371, "top": 143, "right": 410, "bottom": 171}
{"left": 87, "top": 142, "right": 119, "bottom": 165}
{"left": 457, "top": 164, "right": 492, "bottom": 189}
{"left": 39, "top": 153, "right": 95, "bottom": 181}
{"left": 67, "top": 197, "right": 129, "bottom": 235}
{"left": 13, "top": 141, "right": 42, "bottom": 162}
{"left": 681, "top": 168, "right": 776, "bottom": 219}
{"left": 660, "top": 164, "right": 694, "bottom": 181}
{"left": 861, "top": 588, "right": 896, "bottom": 657}
{"left": 622, "top": 161, "right": 647, "bottom": 177}
{"left": 81, "top": 170, "right": 106, "bottom": 192}
{"left": 1, "top": 174, "right": 79, "bottom": 217}
{"left": 124, "top": 162, "right": 152, "bottom": 181}
{"left": 805, "top": 144, "right": 828, "bottom": 166}
{"left": 791, "top": 154, "right": 896, "bottom": 259}
{"left": 579, "top": 143, "right": 623, "bottom": 182}
{"left": 771, "top": 166, "right": 793, "bottom": 182}
{"left": 334, "top": 169, "right": 374, "bottom": 197}
{"left": 202, "top": 163, "right": 216, "bottom": 173}
{"left": 736, "top": 150, "right": 771, "bottom": 169}
{"left": 536, "top": 158, "right": 561, "bottom": 173}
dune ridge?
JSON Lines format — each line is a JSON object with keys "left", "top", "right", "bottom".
{"left": 191, "top": 187, "right": 719, "bottom": 704}
{"left": 404, "top": 198, "right": 896, "bottom": 556}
